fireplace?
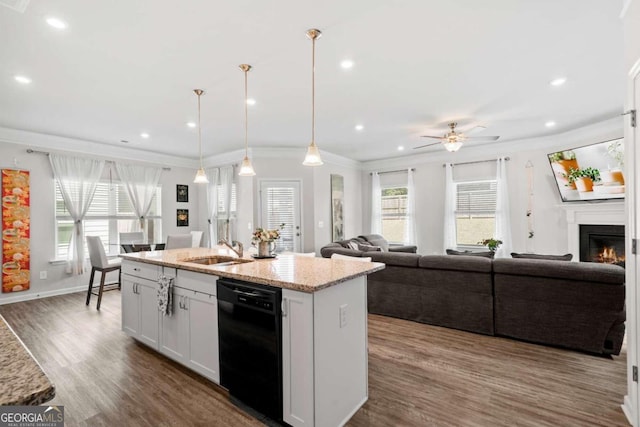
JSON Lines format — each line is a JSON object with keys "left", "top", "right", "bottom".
{"left": 579, "top": 224, "right": 625, "bottom": 265}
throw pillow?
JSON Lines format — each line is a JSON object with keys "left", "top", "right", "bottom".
{"left": 357, "top": 243, "right": 382, "bottom": 252}
{"left": 446, "top": 249, "right": 494, "bottom": 258}
{"left": 511, "top": 252, "right": 573, "bottom": 261}
{"left": 346, "top": 240, "right": 360, "bottom": 250}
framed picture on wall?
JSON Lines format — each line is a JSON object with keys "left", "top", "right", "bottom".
{"left": 177, "top": 209, "right": 189, "bottom": 227}
{"left": 331, "top": 174, "right": 344, "bottom": 242}
{"left": 176, "top": 184, "right": 189, "bottom": 202}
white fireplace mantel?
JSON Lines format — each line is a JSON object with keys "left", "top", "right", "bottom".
{"left": 561, "top": 202, "right": 626, "bottom": 260}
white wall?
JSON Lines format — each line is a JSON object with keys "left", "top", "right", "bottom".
{"left": 0, "top": 140, "right": 201, "bottom": 304}
{"left": 361, "top": 117, "right": 623, "bottom": 256}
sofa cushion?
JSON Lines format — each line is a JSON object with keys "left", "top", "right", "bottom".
{"left": 368, "top": 251, "right": 420, "bottom": 267}
{"left": 446, "top": 249, "right": 494, "bottom": 258}
{"left": 511, "top": 252, "right": 573, "bottom": 261}
{"left": 358, "top": 243, "right": 382, "bottom": 252}
{"left": 319, "top": 244, "right": 363, "bottom": 258}
{"left": 359, "top": 234, "right": 389, "bottom": 251}
{"left": 419, "top": 255, "right": 493, "bottom": 273}
{"left": 493, "top": 258, "right": 624, "bottom": 284}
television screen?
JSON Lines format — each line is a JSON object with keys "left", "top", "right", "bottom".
{"left": 547, "top": 137, "right": 624, "bottom": 202}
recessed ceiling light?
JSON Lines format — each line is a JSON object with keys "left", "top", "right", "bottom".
{"left": 14, "top": 75, "right": 31, "bottom": 84}
{"left": 355, "top": 124, "right": 364, "bottom": 131}
{"left": 46, "top": 17, "right": 67, "bottom": 30}
{"left": 550, "top": 77, "right": 567, "bottom": 87}
{"left": 246, "top": 98, "right": 256, "bottom": 106}
{"left": 140, "top": 132, "right": 150, "bottom": 139}
{"left": 186, "top": 122, "right": 196, "bottom": 128}
{"left": 545, "top": 121, "right": 556, "bottom": 128}
{"left": 398, "top": 146, "right": 404, "bottom": 151}
{"left": 341, "top": 60, "right": 354, "bottom": 69}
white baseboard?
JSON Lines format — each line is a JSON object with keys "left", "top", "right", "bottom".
{"left": 622, "top": 394, "right": 636, "bottom": 427}
{"left": 0, "top": 285, "right": 86, "bottom": 305}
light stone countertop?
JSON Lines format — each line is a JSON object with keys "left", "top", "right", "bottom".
{"left": 120, "top": 247, "right": 385, "bottom": 293}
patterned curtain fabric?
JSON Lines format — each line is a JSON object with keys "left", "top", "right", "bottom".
{"left": 495, "top": 157, "right": 513, "bottom": 258}
{"left": 443, "top": 163, "right": 457, "bottom": 253}
{"left": 49, "top": 154, "right": 105, "bottom": 274}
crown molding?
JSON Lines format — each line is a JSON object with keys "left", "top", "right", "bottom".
{"left": 0, "top": 126, "right": 199, "bottom": 168}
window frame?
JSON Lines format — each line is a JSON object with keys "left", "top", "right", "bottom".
{"left": 454, "top": 179, "right": 497, "bottom": 248}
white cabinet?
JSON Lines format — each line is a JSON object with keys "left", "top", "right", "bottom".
{"left": 184, "top": 290, "right": 219, "bottom": 382}
{"left": 282, "top": 276, "right": 368, "bottom": 427}
{"left": 121, "top": 276, "right": 160, "bottom": 349}
{"left": 159, "top": 286, "right": 189, "bottom": 362}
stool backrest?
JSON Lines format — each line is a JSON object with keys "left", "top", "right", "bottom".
{"left": 87, "top": 235, "right": 109, "bottom": 268}
{"left": 166, "top": 234, "right": 193, "bottom": 250}
{"left": 190, "top": 231, "right": 204, "bottom": 247}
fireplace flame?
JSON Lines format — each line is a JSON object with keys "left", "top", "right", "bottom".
{"left": 596, "top": 246, "right": 625, "bottom": 264}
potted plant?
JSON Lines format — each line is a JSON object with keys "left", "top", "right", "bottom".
{"left": 478, "top": 238, "right": 503, "bottom": 255}
{"left": 548, "top": 151, "right": 578, "bottom": 189}
{"left": 563, "top": 167, "right": 601, "bottom": 192}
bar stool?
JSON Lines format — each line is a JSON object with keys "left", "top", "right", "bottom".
{"left": 86, "top": 236, "right": 121, "bottom": 310}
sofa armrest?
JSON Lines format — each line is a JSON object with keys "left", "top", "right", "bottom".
{"left": 389, "top": 245, "right": 417, "bottom": 253}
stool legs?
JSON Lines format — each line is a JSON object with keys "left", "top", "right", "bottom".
{"left": 97, "top": 272, "right": 106, "bottom": 311}
{"left": 86, "top": 267, "right": 96, "bottom": 305}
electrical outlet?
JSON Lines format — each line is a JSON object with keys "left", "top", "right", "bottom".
{"left": 39, "top": 271, "right": 47, "bottom": 280}
{"left": 339, "top": 304, "right": 348, "bottom": 328}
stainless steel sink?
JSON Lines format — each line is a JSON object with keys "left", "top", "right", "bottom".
{"left": 183, "top": 256, "right": 253, "bottom": 266}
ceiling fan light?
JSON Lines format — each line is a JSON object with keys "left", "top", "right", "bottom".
{"left": 193, "top": 168, "right": 209, "bottom": 183}
{"left": 239, "top": 156, "right": 256, "bottom": 176}
{"left": 303, "top": 142, "right": 323, "bottom": 166}
{"left": 443, "top": 141, "right": 463, "bottom": 152}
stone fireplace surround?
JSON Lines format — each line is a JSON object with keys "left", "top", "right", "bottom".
{"left": 563, "top": 203, "right": 625, "bottom": 261}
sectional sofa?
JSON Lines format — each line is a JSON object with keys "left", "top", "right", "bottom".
{"left": 320, "top": 240, "right": 625, "bottom": 355}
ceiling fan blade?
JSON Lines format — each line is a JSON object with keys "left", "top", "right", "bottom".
{"left": 413, "top": 141, "right": 442, "bottom": 149}
{"left": 465, "top": 135, "right": 500, "bottom": 141}
{"left": 464, "top": 125, "right": 487, "bottom": 136}
{"left": 420, "top": 135, "right": 444, "bottom": 139}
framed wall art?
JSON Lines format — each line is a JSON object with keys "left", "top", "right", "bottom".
{"left": 177, "top": 209, "right": 189, "bottom": 227}
{"left": 330, "top": 174, "right": 344, "bottom": 242}
{"left": 2, "top": 169, "right": 30, "bottom": 293}
{"left": 176, "top": 184, "right": 189, "bottom": 202}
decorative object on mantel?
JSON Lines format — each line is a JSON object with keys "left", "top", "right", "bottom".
{"left": 238, "top": 64, "right": 256, "bottom": 176}
{"left": 176, "top": 184, "right": 188, "bottom": 202}
{"left": 479, "top": 238, "right": 502, "bottom": 254}
{"left": 177, "top": 209, "right": 189, "bottom": 227}
{"left": 192, "top": 89, "right": 209, "bottom": 184}
{"left": 525, "top": 160, "right": 535, "bottom": 252}
{"left": 252, "top": 224, "right": 285, "bottom": 257}
{"left": 1, "top": 169, "right": 30, "bottom": 293}
{"left": 302, "top": 28, "right": 324, "bottom": 166}
{"left": 331, "top": 174, "right": 344, "bottom": 241}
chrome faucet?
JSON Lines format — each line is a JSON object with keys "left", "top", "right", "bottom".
{"left": 218, "top": 239, "right": 243, "bottom": 258}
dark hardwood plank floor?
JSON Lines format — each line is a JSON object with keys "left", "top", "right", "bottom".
{"left": 0, "top": 291, "right": 628, "bottom": 427}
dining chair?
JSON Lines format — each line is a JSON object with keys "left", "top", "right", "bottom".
{"left": 119, "top": 232, "right": 144, "bottom": 244}
{"left": 86, "top": 235, "right": 121, "bottom": 310}
{"left": 190, "top": 231, "right": 204, "bottom": 248}
{"left": 165, "top": 234, "right": 193, "bottom": 250}
{"left": 120, "top": 244, "right": 134, "bottom": 253}
{"left": 131, "top": 244, "right": 151, "bottom": 252}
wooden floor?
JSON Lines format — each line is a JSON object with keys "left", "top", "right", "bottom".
{"left": 0, "top": 291, "right": 629, "bottom": 427}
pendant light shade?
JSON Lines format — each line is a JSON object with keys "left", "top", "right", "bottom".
{"left": 443, "top": 141, "right": 463, "bottom": 152}
{"left": 238, "top": 64, "right": 256, "bottom": 176}
{"left": 193, "top": 89, "right": 209, "bottom": 183}
{"left": 303, "top": 28, "right": 323, "bottom": 166}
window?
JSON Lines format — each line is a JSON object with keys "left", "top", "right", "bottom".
{"left": 455, "top": 180, "right": 497, "bottom": 246}
{"left": 381, "top": 186, "right": 408, "bottom": 244}
{"left": 55, "top": 181, "right": 162, "bottom": 258}
{"left": 215, "top": 183, "right": 237, "bottom": 242}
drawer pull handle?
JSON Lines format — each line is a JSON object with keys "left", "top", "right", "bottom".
{"left": 133, "top": 268, "right": 140, "bottom": 272}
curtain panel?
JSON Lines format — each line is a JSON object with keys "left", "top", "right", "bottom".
{"left": 495, "top": 157, "right": 513, "bottom": 258}
{"left": 370, "top": 172, "right": 382, "bottom": 235}
{"left": 114, "top": 163, "right": 162, "bottom": 236}
{"left": 443, "top": 163, "right": 457, "bottom": 253}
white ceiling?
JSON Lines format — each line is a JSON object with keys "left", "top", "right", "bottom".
{"left": 0, "top": 0, "right": 625, "bottom": 162}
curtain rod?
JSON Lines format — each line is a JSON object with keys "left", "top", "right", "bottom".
{"left": 26, "top": 149, "right": 172, "bottom": 171}
{"left": 370, "top": 168, "right": 415, "bottom": 175}
{"left": 443, "top": 157, "right": 510, "bottom": 167}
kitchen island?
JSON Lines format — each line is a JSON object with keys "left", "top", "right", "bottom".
{"left": 120, "top": 247, "right": 384, "bottom": 427}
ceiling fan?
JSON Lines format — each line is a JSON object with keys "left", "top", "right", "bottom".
{"left": 414, "top": 122, "right": 500, "bottom": 152}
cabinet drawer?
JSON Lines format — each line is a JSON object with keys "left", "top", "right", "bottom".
{"left": 176, "top": 269, "right": 218, "bottom": 296}
{"left": 122, "top": 260, "right": 160, "bottom": 281}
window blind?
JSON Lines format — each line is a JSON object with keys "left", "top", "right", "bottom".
{"left": 265, "top": 187, "right": 294, "bottom": 251}
{"left": 456, "top": 181, "right": 497, "bottom": 216}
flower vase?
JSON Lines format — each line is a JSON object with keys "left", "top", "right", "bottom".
{"left": 258, "top": 241, "right": 273, "bottom": 257}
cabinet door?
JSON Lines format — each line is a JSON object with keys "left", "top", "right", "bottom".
{"left": 282, "top": 289, "right": 314, "bottom": 426}
{"left": 137, "top": 280, "right": 160, "bottom": 350}
{"left": 121, "top": 277, "right": 139, "bottom": 337}
{"left": 159, "top": 287, "right": 188, "bottom": 363}
{"left": 186, "top": 292, "right": 220, "bottom": 383}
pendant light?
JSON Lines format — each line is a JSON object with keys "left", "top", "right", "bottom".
{"left": 303, "top": 28, "right": 323, "bottom": 166}
{"left": 238, "top": 64, "right": 256, "bottom": 176}
{"left": 193, "top": 89, "right": 209, "bottom": 184}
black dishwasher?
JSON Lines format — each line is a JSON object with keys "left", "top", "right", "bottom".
{"left": 217, "top": 278, "right": 283, "bottom": 423}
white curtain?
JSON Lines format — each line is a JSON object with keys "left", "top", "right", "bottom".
{"left": 443, "top": 163, "right": 457, "bottom": 253}
{"left": 49, "top": 154, "right": 105, "bottom": 274}
{"left": 371, "top": 172, "right": 382, "bottom": 235}
{"left": 205, "top": 167, "right": 221, "bottom": 247}
{"left": 404, "top": 169, "right": 417, "bottom": 244}
{"left": 495, "top": 157, "right": 513, "bottom": 258}
{"left": 218, "top": 165, "right": 235, "bottom": 242}
{"left": 115, "top": 163, "right": 162, "bottom": 234}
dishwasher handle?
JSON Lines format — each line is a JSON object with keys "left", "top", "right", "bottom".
{"left": 231, "top": 288, "right": 270, "bottom": 299}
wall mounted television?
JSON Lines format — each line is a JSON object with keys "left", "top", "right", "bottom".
{"left": 547, "top": 137, "right": 624, "bottom": 202}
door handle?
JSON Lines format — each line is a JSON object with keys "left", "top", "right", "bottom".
{"left": 183, "top": 297, "right": 188, "bottom": 311}
{"left": 281, "top": 298, "right": 287, "bottom": 317}
{"left": 296, "top": 233, "right": 300, "bottom": 236}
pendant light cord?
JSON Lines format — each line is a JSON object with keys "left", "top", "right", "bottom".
{"left": 197, "top": 91, "right": 203, "bottom": 168}
{"left": 245, "top": 69, "right": 249, "bottom": 157}
{"left": 311, "top": 36, "right": 315, "bottom": 146}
